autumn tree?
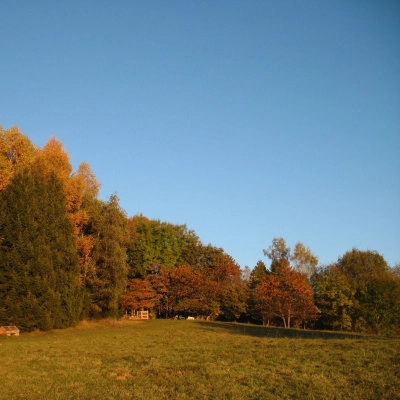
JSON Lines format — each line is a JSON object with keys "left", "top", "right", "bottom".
{"left": 254, "top": 261, "right": 319, "bottom": 328}
{"left": 145, "top": 265, "right": 170, "bottom": 318}
{"left": 125, "top": 217, "right": 244, "bottom": 320}
{"left": 264, "top": 237, "right": 318, "bottom": 277}
{"left": 263, "top": 237, "right": 290, "bottom": 262}
{"left": 290, "top": 242, "right": 318, "bottom": 278}
{"left": 0, "top": 125, "right": 36, "bottom": 190}
{"left": 167, "top": 264, "right": 205, "bottom": 316}
{"left": 122, "top": 279, "right": 158, "bottom": 314}
{"left": 190, "top": 244, "right": 243, "bottom": 319}
{"left": 35, "top": 136, "right": 72, "bottom": 184}
{"left": 67, "top": 162, "right": 101, "bottom": 291}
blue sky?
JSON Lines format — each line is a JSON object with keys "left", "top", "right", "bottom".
{"left": 1, "top": 1, "right": 399, "bottom": 268}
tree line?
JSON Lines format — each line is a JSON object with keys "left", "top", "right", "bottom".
{"left": 1, "top": 126, "right": 399, "bottom": 334}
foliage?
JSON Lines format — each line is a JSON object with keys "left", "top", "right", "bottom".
{"left": 126, "top": 215, "right": 200, "bottom": 278}
{"left": 122, "top": 279, "right": 158, "bottom": 313}
{"left": 312, "top": 264, "right": 354, "bottom": 331}
{"left": 263, "top": 237, "right": 290, "bottom": 261}
{"left": 0, "top": 165, "right": 82, "bottom": 330}
{"left": 1, "top": 127, "right": 398, "bottom": 336}
{"left": 291, "top": 241, "right": 319, "bottom": 277}
{"left": 248, "top": 260, "right": 267, "bottom": 289}
{"left": 313, "top": 249, "right": 400, "bottom": 334}
{"left": 220, "top": 284, "right": 249, "bottom": 321}
{"left": 81, "top": 194, "right": 130, "bottom": 318}
{"left": 254, "top": 258, "right": 319, "bottom": 328}
{"left": 337, "top": 249, "right": 400, "bottom": 334}
{"left": 0, "top": 125, "right": 36, "bottom": 190}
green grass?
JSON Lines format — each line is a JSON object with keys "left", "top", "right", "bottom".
{"left": 0, "top": 319, "right": 399, "bottom": 399}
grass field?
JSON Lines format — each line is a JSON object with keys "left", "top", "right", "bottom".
{"left": 0, "top": 319, "right": 399, "bottom": 399}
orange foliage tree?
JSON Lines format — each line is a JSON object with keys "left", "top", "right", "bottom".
{"left": 167, "top": 264, "right": 221, "bottom": 318}
{"left": 0, "top": 126, "right": 36, "bottom": 190}
{"left": 122, "top": 278, "right": 158, "bottom": 314}
{"left": 35, "top": 137, "right": 102, "bottom": 291}
{"left": 255, "top": 258, "right": 319, "bottom": 328}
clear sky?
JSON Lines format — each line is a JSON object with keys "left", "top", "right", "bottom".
{"left": 1, "top": 1, "right": 399, "bottom": 268}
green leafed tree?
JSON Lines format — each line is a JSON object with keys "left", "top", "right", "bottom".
{"left": 248, "top": 260, "right": 268, "bottom": 290}
{"left": 81, "top": 194, "right": 129, "bottom": 318}
{"left": 337, "top": 249, "right": 400, "bottom": 334}
{"left": 0, "top": 165, "right": 82, "bottom": 331}
{"left": 220, "top": 284, "right": 249, "bottom": 321}
{"left": 313, "top": 249, "right": 400, "bottom": 334}
{"left": 312, "top": 264, "right": 354, "bottom": 331}
{"left": 126, "top": 215, "right": 200, "bottom": 278}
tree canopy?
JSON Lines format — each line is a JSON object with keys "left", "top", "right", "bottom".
{"left": 1, "top": 126, "right": 398, "bottom": 335}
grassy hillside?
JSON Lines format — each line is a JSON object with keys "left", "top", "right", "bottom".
{"left": 1, "top": 319, "right": 399, "bottom": 399}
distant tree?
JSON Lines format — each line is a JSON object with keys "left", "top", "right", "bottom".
{"left": 248, "top": 260, "right": 268, "bottom": 290}
{"left": 167, "top": 264, "right": 204, "bottom": 315}
{"left": 73, "top": 161, "right": 100, "bottom": 199}
{"left": 0, "top": 165, "right": 82, "bottom": 331}
{"left": 290, "top": 242, "right": 318, "bottom": 278}
{"left": 313, "top": 249, "right": 400, "bottom": 334}
{"left": 241, "top": 266, "right": 251, "bottom": 283}
{"left": 126, "top": 215, "right": 200, "bottom": 278}
{"left": 254, "top": 260, "right": 319, "bottom": 328}
{"left": 82, "top": 194, "right": 129, "bottom": 318}
{"left": 312, "top": 264, "right": 354, "bottom": 331}
{"left": 122, "top": 279, "right": 158, "bottom": 314}
{"left": 246, "top": 260, "right": 269, "bottom": 323}
{"left": 220, "top": 284, "right": 249, "bottom": 321}
{"left": 336, "top": 249, "right": 400, "bottom": 334}
{"left": 35, "top": 136, "right": 72, "bottom": 184}
{"left": 263, "top": 237, "right": 290, "bottom": 262}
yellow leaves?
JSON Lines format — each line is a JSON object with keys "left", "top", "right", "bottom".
{"left": 36, "top": 136, "right": 72, "bottom": 184}
{"left": 1, "top": 126, "right": 103, "bottom": 284}
{"left": 76, "top": 234, "right": 95, "bottom": 260}
{"left": 0, "top": 125, "right": 36, "bottom": 190}
{"left": 65, "top": 174, "right": 86, "bottom": 214}
{"left": 75, "top": 161, "right": 100, "bottom": 198}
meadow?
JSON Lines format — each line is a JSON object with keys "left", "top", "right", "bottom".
{"left": 0, "top": 319, "right": 399, "bottom": 400}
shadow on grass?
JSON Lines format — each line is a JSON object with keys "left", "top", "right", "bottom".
{"left": 194, "top": 321, "right": 366, "bottom": 340}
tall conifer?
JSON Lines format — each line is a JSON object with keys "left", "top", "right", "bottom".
{"left": 0, "top": 165, "right": 82, "bottom": 331}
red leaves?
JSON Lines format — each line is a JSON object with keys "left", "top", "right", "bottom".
{"left": 122, "top": 278, "right": 158, "bottom": 312}
{"left": 255, "top": 260, "right": 319, "bottom": 328}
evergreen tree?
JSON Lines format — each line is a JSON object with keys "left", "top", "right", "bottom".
{"left": 81, "top": 194, "right": 129, "bottom": 318}
{"left": 248, "top": 260, "right": 268, "bottom": 290}
{"left": 0, "top": 166, "right": 82, "bottom": 331}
